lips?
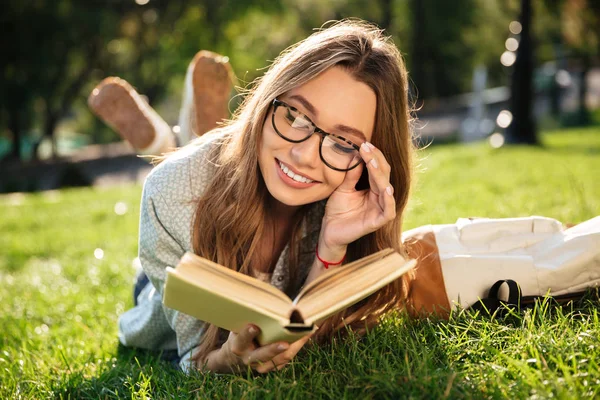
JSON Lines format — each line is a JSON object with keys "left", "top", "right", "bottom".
{"left": 275, "top": 158, "right": 320, "bottom": 188}
{"left": 277, "top": 159, "right": 319, "bottom": 182}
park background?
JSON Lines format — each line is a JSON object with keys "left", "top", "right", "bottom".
{"left": 1, "top": 0, "right": 600, "bottom": 398}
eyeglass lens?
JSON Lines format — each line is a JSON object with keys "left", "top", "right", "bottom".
{"left": 273, "top": 104, "right": 361, "bottom": 171}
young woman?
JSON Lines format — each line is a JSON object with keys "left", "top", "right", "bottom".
{"left": 118, "top": 19, "right": 415, "bottom": 374}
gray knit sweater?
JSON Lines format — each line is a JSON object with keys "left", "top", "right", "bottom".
{"left": 118, "top": 132, "right": 325, "bottom": 371}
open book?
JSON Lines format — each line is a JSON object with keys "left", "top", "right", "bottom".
{"left": 163, "top": 248, "right": 416, "bottom": 344}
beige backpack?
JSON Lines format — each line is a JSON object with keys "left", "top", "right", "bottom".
{"left": 403, "top": 216, "right": 600, "bottom": 316}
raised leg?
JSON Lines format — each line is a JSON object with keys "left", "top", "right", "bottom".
{"left": 88, "top": 77, "right": 176, "bottom": 155}
{"left": 88, "top": 51, "right": 234, "bottom": 156}
{"left": 178, "top": 50, "right": 234, "bottom": 145}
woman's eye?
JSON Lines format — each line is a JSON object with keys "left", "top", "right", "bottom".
{"left": 333, "top": 143, "right": 356, "bottom": 154}
{"left": 287, "top": 114, "right": 312, "bottom": 130}
{"left": 285, "top": 109, "right": 296, "bottom": 123}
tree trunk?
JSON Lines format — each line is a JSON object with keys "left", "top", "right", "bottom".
{"left": 410, "top": 0, "right": 431, "bottom": 99}
{"left": 45, "top": 114, "right": 59, "bottom": 160}
{"left": 7, "top": 108, "right": 22, "bottom": 161}
{"left": 576, "top": 54, "right": 590, "bottom": 125}
{"left": 31, "top": 40, "right": 100, "bottom": 161}
{"left": 379, "top": 0, "right": 393, "bottom": 31}
{"left": 32, "top": 111, "right": 58, "bottom": 161}
{"left": 507, "top": 0, "right": 538, "bottom": 145}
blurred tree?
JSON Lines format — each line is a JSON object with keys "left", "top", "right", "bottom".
{"left": 3, "top": 0, "right": 591, "bottom": 163}
{"left": 408, "top": 0, "right": 482, "bottom": 99}
{"left": 540, "top": 0, "right": 567, "bottom": 116}
{"left": 507, "top": 0, "right": 539, "bottom": 144}
{"left": 0, "top": 0, "right": 285, "bottom": 161}
{"left": 1, "top": 0, "right": 133, "bottom": 160}
{"left": 561, "top": 0, "right": 600, "bottom": 125}
{"left": 462, "top": 1, "right": 515, "bottom": 87}
{"left": 379, "top": 0, "right": 393, "bottom": 31}
{"left": 0, "top": 1, "right": 42, "bottom": 160}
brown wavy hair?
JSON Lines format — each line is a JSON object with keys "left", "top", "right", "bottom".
{"left": 189, "top": 19, "right": 415, "bottom": 364}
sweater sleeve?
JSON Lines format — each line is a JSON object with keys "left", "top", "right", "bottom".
{"left": 138, "top": 181, "right": 206, "bottom": 358}
{"left": 118, "top": 137, "right": 221, "bottom": 368}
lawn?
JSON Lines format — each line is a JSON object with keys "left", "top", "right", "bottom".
{"left": 1, "top": 127, "right": 599, "bottom": 399}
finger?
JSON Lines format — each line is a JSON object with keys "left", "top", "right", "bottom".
{"left": 231, "top": 324, "right": 260, "bottom": 355}
{"left": 372, "top": 185, "right": 397, "bottom": 229}
{"left": 371, "top": 173, "right": 395, "bottom": 211}
{"left": 270, "top": 337, "right": 305, "bottom": 365}
{"left": 257, "top": 347, "right": 294, "bottom": 374}
{"left": 360, "top": 143, "right": 391, "bottom": 195}
{"left": 276, "top": 363, "right": 289, "bottom": 371}
{"left": 260, "top": 331, "right": 316, "bottom": 373}
{"left": 363, "top": 142, "right": 391, "bottom": 170}
{"left": 266, "top": 332, "right": 313, "bottom": 372}
{"left": 360, "top": 142, "right": 391, "bottom": 174}
{"left": 336, "top": 158, "right": 363, "bottom": 192}
{"left": 291, "top": 331, "right": 314, "bottom": 349}
{"left": 254, "top": 359, "right": 282, "bottom": 374}
{"left": 247, "top": 341, "right": 289, "bottom": 368}
{"left": 365, "top": 144, "right": 393, "bottom": 198}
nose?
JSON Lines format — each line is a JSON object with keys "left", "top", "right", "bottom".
{"left": 290, "top": 134, "right": 321, "bottom": 169}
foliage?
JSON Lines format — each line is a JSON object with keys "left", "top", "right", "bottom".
{"left": 0, "top": 0, "right": 283, "bottom": 160}
{"left": 1, "top": 0, "right": 597, "bottom": 160}
{"left": 1, "top": 0, "right": 130, "bottom": 159}
{"left": 1, "top": 127, "right": 599, "bottom": 398}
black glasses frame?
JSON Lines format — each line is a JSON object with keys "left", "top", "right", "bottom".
{"left": 271, "top": 99, "right": 362, "bottom": 172}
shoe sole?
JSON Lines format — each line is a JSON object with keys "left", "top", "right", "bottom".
{"left": 88, "top": 77, "right": 173, "bottom": 153}
{"left": 190, "top": 50, "right": 234, "bottom": 136}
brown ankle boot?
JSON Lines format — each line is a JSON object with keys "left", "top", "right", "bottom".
{"left": 178, "top": 51, "right": 234, "bottom": 145}
{"left": 88, "top": 77, "right": 176, "bottom": 155}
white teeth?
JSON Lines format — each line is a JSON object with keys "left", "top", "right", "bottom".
{"left": 278, "top": 161, "right": 314, "bottom": 183}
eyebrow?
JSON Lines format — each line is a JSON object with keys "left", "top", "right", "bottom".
{"left": 288, "top": 94, "right": 367, "bottom": 141}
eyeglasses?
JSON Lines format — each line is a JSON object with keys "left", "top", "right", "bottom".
{"left": 271, "top": 99, "right": 362, "bottom": 172}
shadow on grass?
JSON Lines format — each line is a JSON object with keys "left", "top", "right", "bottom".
{"left": 52, "top": 343, "right": 185, "bottom": 399}
{"left": 544, "top": 143, "right": 600, "bottom": 156}
{"left": 51, "top": 293, "right": 600, "bottom": 399}
{"left": 542, "top": 125, "right": 600, "bottom": 155}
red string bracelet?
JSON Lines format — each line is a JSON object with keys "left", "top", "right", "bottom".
{"left": 316, "top": 244, "right": 346, "bottom": 269}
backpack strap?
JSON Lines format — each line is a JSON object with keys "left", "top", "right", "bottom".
{"left": 471, "top": 280, "right": 598, "bottom": 315}
{"left": 469, "top": 279, "right": 522, "bottom": 314}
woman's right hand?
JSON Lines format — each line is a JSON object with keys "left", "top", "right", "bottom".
{"left": 208, "top": 324, "right": 312, "bottom": 374}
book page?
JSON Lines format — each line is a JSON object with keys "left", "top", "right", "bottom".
{"left": 293, "top": 248, "right": 395, "bottom": 302}
{"left": 295, "top": 250, "right": 416, "bottom": 323}
{"left": 164, "top": 269, "right": 313, "bottom": 344}
{"left": 176, "top": 253, "right": 293, "bottom": 316}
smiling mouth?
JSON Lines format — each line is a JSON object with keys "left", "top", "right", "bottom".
{"left": 276, "top": 159, "right": 319, "bottom": 184}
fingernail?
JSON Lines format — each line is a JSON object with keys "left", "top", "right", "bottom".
{"left": 249, "top": 326, "right": 257, "bottom": 334}
{"left": 361, "top": 143, "right": 371, "bottom": 153}
{"left": 370, "top": 158, "right": 378, "bottom": 169}
{"left": 278, "top": 344, "right": 288, "bottom": 351}
{"left": 366, "top": 142, "right": 375, "bottom": 149}
{"left": 386, "top": 186, "right": 393, "bottom": 196}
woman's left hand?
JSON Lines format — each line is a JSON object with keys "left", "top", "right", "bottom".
{"left": 318, "top": 142, "right": 396, "bottom": 256}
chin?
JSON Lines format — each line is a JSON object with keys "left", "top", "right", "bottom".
{"left": 266, "top": 178, "right": 332, "bottom": 207}
{"left": 269, "top": 187, "right": 318, "bottom": 207}
{"left": 260, "top": 158, "right": 329, "bottom": 207}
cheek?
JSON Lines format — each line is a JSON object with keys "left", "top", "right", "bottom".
{"left": 258, "top": 128, "right": 276, "bottom": 165}
{"left": 261, "top": 123, "right": 286, "bottom": 153}
{"left": 322, "top": 170, "right": 346, "bottom": 191}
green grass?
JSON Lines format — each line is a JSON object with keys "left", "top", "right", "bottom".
{"left": 1, "top": 127, "right": 599, "bottom": 399}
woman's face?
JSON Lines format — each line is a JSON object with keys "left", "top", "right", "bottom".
{"left": 258, "top": 66, "right": 376, "bottom": 209}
